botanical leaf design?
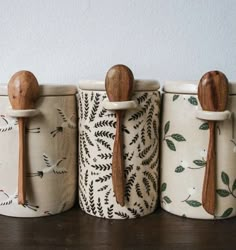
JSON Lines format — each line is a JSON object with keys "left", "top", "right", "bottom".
{"left": 161, "top": 183, "right": 167, "bottom": 192}
{"left": 97, "top": 185, "right": 109, "bottom": 192}
{"left": 175, "top": 165, "right": 185, "bottom": 173}
{"left": 142, "top": 143, "right": 158, "bottom": 165}
{"left": 107, "top": 204, "right": 114, "bottom": 219}
{"left": 89, "top": 181, "right": 96, "bottom": 215}
{"left": 129, "top": 133, "right": 139, "bottom": 145}
{"left": 143, "top": 171, "right": 157, "bottom": 191}
{"left": 104, "top": 189, "right": 111, "bottom": 205}
{"left": 84, "top": 93, "right": 89, "bottom": 120}
{"left": 96, "top": 138, "right": 111, "bottom": 150}
{"left": 91, "top": 164, "right": 111, "bottom": 171}
{"left": 221, "top": 172, "right": 230, "bottom": 185}
{"left": 133, "top": 120, "right": 143, "bottom": 129}
{"left": 128, "top": 97, "right": 152, "bottom": 121}
{"left": 125, "top": 173, "right": 136, "bottom": 201}
{"left": 124, "top": 164, "right": 134, "bottom": 178}
{"left": 221, "top": 208, "right": 233, "bottom": 218}
{"left": 173, "top": 95, "right": 179, "bottom": 101}
{"left": 89, "top": 93, "right": 100, "bottom": 122}
{"left": 98, "top": 107, "right": 107, "bottom": 117}
{"left": 94, "top": 130, "right": 115, "bottom": 139}
{"left": 216, "top": 189, "right": 230, "bottom": 197}
{"left": 114, "top": 211, "right": 129, "bottom": 219}
{"left": 171, "top": 134, "right": 186, "bottom": 142}
{"left": 199, "top": 122, "right": 209, "bottom": 130}
{"left": 185, "top": 200, "right": 201, "bottom": 207}
{"left": 143, "top": 177, "right": 151, "bottom": 195}
{"left": 144, "top": 200, "right": 149, "bottom": 209}
{"left": 164, "top": 121, "right": 170, "bottom": 135}
{"left": 94, "top": 120, "right": 116, "bottom": 129}
{"left": 138, "top": 145, "right": 152, "bottom": 159}
{"left": 141, "top": 128, "right": 146, "bottom": 145}
{"left": 188, "top": 96, "right": 198, "bottom": 106}
{"left": 163, "top": 196, "right": 172, "bottom": 204}
{"left": 84, "top": 132, "right": 94, "bottom": 146}
{"left": 127, "top": 208, "right": 141, "bottom": 218}
{"left": 147, "top": 105, "right": 154, "bottom": 139}
{"left": 166, "top": 139, "right": 176, "bottom": 151}
{"left": 137, "top": 93, "right": 148, "bottom": 104}
{"left": 95, "top": 173, "right": 112, "bottom": 183}
{"left": 135, "top": 183, "right": 143, "bottom": 198}
{"left": 153, "top": 120, "right": 158, "bottom": 139}
{"left": 97, "top": 198, "right": 104, "bottom": 217}
{"left": 84, "top": 170, "right": 88, "bottom": 186}
{"left": 128, "top": 152, "right": 134, "bottom": 161}
{"left": 97, "top": 153, "right": 112, "bottom": 160}
{"left": 193, "top": 160, "right": 206, "bottom": 166}
{"left": 232, "top": 179, "right": 236, "bottom": 192}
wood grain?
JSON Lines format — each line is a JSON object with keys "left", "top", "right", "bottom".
{"left": 8, "top": 71, "right": 40, "bottom": 204}
{"left": 105, "top": 64, "right": 134, "bottom": 206}
{"left": 198, "top": 71, "right": 229, "bottom": 215}
{"left": 0, "top": 207, "right": 236, "bottom": 249}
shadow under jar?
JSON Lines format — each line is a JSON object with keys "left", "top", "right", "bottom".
{"left": 160, "top": 81, "right": 236, "bottom": 219}
{"left": 0, "top": 85, "right": 77, "bottom": 217}
{"left": 78, "top": 80, "right": 160, "bottom": 219}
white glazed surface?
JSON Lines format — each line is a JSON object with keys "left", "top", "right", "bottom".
{"left": 160, "top": 93, "right": 236, "bottom": 219}
{"left": 0, "top": 95, "right": 77, "bottom": 217}
{"left": 78, "top": 88, "right": 160, "bottom": 219}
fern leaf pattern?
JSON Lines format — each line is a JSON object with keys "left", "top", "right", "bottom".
{"left": 78, "top": 90, "right": 159, "bottom": 219}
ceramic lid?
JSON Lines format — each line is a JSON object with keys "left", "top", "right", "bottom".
{"left": 0, "top": 84, "right": 77, "bottom": 96}
{"left": 78, "top": 80, "right": 160, "bottom": 91}
{"left": 163, "top": 81, "right": 236, "bottom": 95}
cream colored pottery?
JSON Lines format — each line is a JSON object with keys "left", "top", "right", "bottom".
{"left": 160, "top": 81, "right": 236, "bottom": 219}
{"left": 78, "top": 80, "right": 160, "bottom": 219}
{"left": 0, "top": 85, "right": 77, "bottom": 217}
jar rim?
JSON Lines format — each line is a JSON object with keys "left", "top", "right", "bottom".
{"left": 0, "top": 84, "right": 78, "bottom": 96}
{"left": 163, "top": 81, "right": 236, "bottom": 95}
{"left": 78, "top": 79, "right": 160, "bottom": 91}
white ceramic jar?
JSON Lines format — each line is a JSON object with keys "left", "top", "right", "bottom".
{"left": 160, "top": 81, "right": 236, "bottom": 219}
{"left": 0, "top": 85, "right": 77, "bottom": 217}
{"left": 78, "top": 80, "right": 160, "bottom": 219}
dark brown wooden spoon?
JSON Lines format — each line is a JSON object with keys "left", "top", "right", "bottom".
{"left": 105, "top": 65, "right": 134, "bottom": 206}
{"left": 8, "top": 71, "right": 40, "bottom": 205}
{"left": 198, "top": 70, "right": 229, "bottom": 215}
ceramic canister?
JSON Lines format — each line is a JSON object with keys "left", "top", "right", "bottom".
{"left": 160, "top": 81, "right": 236, "bottom": 219}
{"left": 0, "top": 85, "right": 77, "bottom": 217}
{"left": 78, "top": 80, "right": 160, "bottom": 219}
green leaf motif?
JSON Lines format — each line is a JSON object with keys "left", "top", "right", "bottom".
{"left": 171, "top": 134, "right": 186, "bottom": 142}
{"left": 199, "top": 122, "right": 209, "bottom": 130}
{"left": 161, "top": 183, "right": 167, "bottom": 192}
{"left": 164, "top": 121, "right": 170, "bottom": 135}
{"left": 221, "top": 172, "right": 229, "bottom": 185}
{"left": 188, "top": 96, "right": 198, "bottom": 106}
{"left": 221, "top": 208, "right": 233, "bottom": 218}
{"left": 173, "top": 95, "right": 179, "bottom": 101}
{"left": 166, "top": 139, "right": 176, "bottom": 151}
{"left": 232, "top": 179, "right": 236, "bottom": 192}
{"left": 163, "top": 196, "right": 172, "bottom": 204}
{"left": 216, "top": 189, "right": 230, "bottom": 197}
{"left": 175, "top": 165, "right": 185, "bottom": 173}
{"left": 185, "top": 200, "right": 201, "bottom": 207}
{"left": 193, "top": 160, "right": 206, "bottom": 166}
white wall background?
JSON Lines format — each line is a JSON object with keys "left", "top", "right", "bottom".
{"left": 0, "top": 0, "right": 236, "bottom": 85}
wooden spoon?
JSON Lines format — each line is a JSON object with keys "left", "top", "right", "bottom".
{"left": 8, "top": 71, "right": 40, "bottom": 205}
{"left": 105, "top": 65, "right": 134, "bottom": 206}
{"left": 198, "top": 70, "right": 229, "bottom": 215}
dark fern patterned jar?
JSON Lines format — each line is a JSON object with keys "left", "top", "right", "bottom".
{"left": 0, "top": 85, "right": 77, "bottom": 217}
{"left": 78, "top": 80, "right": 160, "bottom": 219}
{"left": 161, "top": 81, "right": 236, "bottom": 219}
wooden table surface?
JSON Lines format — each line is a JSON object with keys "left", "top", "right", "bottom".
{"left": 1, "top": 205, "right": 235, "bottom": 250}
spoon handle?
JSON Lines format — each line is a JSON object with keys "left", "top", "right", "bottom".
{"left": 18, "top": 117, "right": 26, "bottom": 204}
{"left": 112, "top": 111, "right": 125, "bottom": 206}
{"left": 202, "top": 121, "right": 216, "bottom": 215}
